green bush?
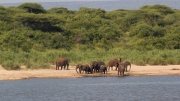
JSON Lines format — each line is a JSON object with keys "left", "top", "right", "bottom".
{"left": 18, "top": 3, "right": 46, "bottom": 14}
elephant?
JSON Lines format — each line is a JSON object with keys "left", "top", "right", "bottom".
{"left": 89, "top": 61, "right": 105, "bottom": 73}
{"left": 76, "top": 64, "right": 85, "bottom": 74}
{"left": 100, "top": 65, "right": 108, "bottom": 74}
{"left": 86, "top": 66, "right": 93, "bottom": 74}
{"left": 124, "top": 61, "right": 131, "bottom": 72}
{"left": 56, "top": 58, "right": 70, "bottom": 70}
{"left": 108, "top": 58, "right": 122, "bottom": 70}
{"left": 117, "top": 63, "right": 125, "bottom": 76}
{"left": 76, "top": 64, "right": 92, "bottom": 74}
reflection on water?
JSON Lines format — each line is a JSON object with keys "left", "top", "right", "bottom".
{"left": 0, "top": 76, "right": 180, "bottom": 101}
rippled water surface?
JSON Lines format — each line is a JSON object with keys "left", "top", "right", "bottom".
{"left": 0, "top": 76, "right": 180, "bottom": 101}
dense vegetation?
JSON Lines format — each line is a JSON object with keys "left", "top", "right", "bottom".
{"left": 0, "top": 3, "right": 180, "bottom": 69}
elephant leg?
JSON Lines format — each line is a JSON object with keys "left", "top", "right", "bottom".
{"left": 90, "top": 68, "right": 93, "bottom": 74}
{"left": 129, "top": 65, "right": 131, "bottom": 71}
{"left": 122, "top": 71, "right": 124, "bottom": 76}
{"left": 120, "top": 71, "right": 124, "bottom": 76}
{"left": 100, "top": 69, "right": 103, "bottom": 74}
{"left": 108, "top": 66, "right": 110, "bottom": 70}
{"left": 80, "top": 69, "right": 83, "bottom": 74}
{"left": 125, "top": 65, "right": 127, "bottom": 72}
{"left": 116, "top": 66, "right": 118, "bottom": 70}
{"left": 81, "top": 70, "right": 84, "bottom": 74}
{"left": 79, "top": 69, "right": 81, "bottom": 74}
{"left": 67, "top": 64, "right": 69, "bottom": 70}
{"left": 124, "top": 66, "right": 127, "bottom": 72}
{"left": 76, "top": 67, "right": 79, "bottom": 74}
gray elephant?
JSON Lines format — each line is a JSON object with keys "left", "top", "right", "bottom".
{"left": 108, "top": 58, "right": 122, "bottom": 70}
{"left": 124, "top": 61, "right": 131, "bottom": 72}
{"left": 100, "top": 65, "right": 108, "bottom": 74}
{"left": 56, "top": 57, "right": 70, "bottom": 70}
{"left": 90, "top": 61, "right": 105, "bottom": 73}
{"left": 117, "top": 63, "right": 125, "bottom": 76}
{"left": 76, "top": 64, "right": 92, "bottom": 74}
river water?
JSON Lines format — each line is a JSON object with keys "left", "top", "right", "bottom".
{"left": 0, "top": 76, "right": 180, "bottom": 101}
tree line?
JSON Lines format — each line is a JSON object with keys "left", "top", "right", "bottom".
{"left": 0, "top": 3, "right": 180, "bottom": 52}
{"left": 0, "top": 3, "right": 180, "bottom": 69}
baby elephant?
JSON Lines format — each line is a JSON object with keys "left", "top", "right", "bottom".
{"left": 76, "top": 64, "right": 92, "bottom": 74}
{"left": 117, "top": 63, "right": 125, "bottom": 76}
{"left": 100, "top": 65, "right": 108, "bottom": 74}
{"left": 124, "top": 61, "right": 131, "bottom": 72}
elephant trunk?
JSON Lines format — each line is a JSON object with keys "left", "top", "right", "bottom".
{"left": 76, "top": 67, "right": 79, "bottom": 74}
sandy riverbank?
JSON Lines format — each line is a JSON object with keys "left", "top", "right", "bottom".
{"left": 0, "top": 65, "right": 180, "bottom": 80}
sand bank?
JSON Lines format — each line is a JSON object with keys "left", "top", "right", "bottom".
{"left": 0, "top": 65, "right": 180, "bottom": 80}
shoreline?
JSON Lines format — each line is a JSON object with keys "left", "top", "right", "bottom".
{"left": 0, "top": 65, "right": 180, "bottom": 81}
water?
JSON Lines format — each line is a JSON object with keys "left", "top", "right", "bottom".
{"left": 0, "top": 76, "right": 180, "bottom": 101}
{"left": 1, "top": 0, "right": 180, "bottom": 11}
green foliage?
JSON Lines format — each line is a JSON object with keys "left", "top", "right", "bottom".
{"left": 1, "top": 4, "right": 180, "bottom": 51}
{"left": 1, "top": 49, "right": 180, "bottom": 69}
{"left": 163, "top": 13, "right": 179, "bottom": 24}
{"left": 2, "top": 61, "right": 20, "bottom": 70}
{"left": 140, "top": 4, "right": 174, "bottom": 15}
{"left": 48, "top": 7, "right": 75, "bottom": 14}
{"left": 129, "top": 22, "right": 152, "bottom": 37}
{"left": 143, "top": 11, "right": 162, "bottom": 26}
{"left": 0, "top": 4, "right": 180, "bottom": 68}
{"left": 79, "top": 7, "right": 106, "bottom": 17}
{"left": 18, "top": 3, "right": 46, "bottom": 14}
{"left": 13, "top": 13, "right": 64, "bottom": 31}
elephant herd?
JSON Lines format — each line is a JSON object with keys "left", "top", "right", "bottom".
{"left": 56, "top": 57, "right": 131, "bottom": 76}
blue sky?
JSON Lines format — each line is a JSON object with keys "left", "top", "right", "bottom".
{"left": 0, "top": 0, "right": 101, "bottom": 3}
